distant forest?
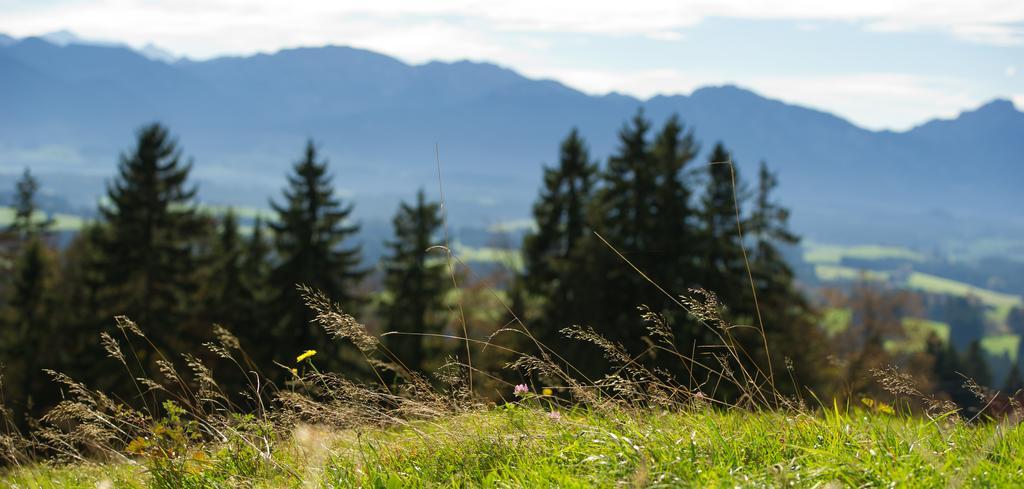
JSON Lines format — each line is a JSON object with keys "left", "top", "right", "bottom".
{"left": 1, "top": 111, "right": 1021, "bottom": 425}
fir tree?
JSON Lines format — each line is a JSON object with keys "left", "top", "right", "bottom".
{"left": 519, "top": 128, "right": 598, "bottom": 358}
{"left": 51, "top": 222, "right": 116, "bottom": 392}
{"left": 270, "top": 140, "right": 366, "bottom": 368}
{"left": 584, "top": 110, "right": 658, "bottom": 355}
{"left": 1, "top": 237, "right": 58, "bottom": 415}
{"left": 1007, "top": 307, "right": 1024, "bottom": 336}
{"left": 1004, "top": 363, "right": 1023, "bottom": 394}
{"left": 198, "top": 209, "right": 257, "bottom": 330}
{"left": 6, "top": 168, "right": 52, "bottom": 239}
{"left": 381, "top": 189, "right": 448, "bottom": 374}
{"left": 648, "top": 115, "right": 699, "bottom": 290}
{"left": 945, "top": 297, "right": 986, "bottom": 348}
{"left": 98, "top": 123, "right": 205, "bottom": 351}
{"left": 962, "top": 340, "right": 992, "bottom": 388}
{"left": 746, "top": 161, "right": 825, "bottom": 392}
{"left": 697, "top": 143, "right": 749, "bottom": 314}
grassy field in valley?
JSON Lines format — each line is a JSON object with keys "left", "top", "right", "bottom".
{"left": 4, "top": 405, "right": 1024, "bottom": 488}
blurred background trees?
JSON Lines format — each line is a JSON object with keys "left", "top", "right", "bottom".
{"left": 0, "top": 113, "right": 1004, "bottom": 424}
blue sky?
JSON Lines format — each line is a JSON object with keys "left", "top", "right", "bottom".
{"left": 1, "top": 0, "right": 1021, "bottom": 130}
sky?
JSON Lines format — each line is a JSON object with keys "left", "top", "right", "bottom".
{"left": 1, "top": 0, "right": 1021, "bottom": 130}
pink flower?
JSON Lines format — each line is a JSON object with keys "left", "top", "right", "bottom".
{"left": 513, "top": 384, "right": 529, "bottom": 397}
{"left": 548, "top": 411, "right": 561, "bottom": 421}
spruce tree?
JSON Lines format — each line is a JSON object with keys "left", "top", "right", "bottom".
{"left": 746, "top": 161, "right": 825, "bottom": 392}
{"left": 1007, "top": 307, "right": 1024, "bottom": 336}
{"left": 51, "top": 222, "right": 117, "bottom": 391}
{"left": 270, "top": 140, "right": 366, "bottom": 368}
{"left": 98, "top": 123, "right": 204, "bottom": 351}
{"left": 585, "top": 110, "right": 657, "bottom": 355}
{"left": 236, "top": 217, "right": 274, "bottom": 357}
{"left": 697, "top": 143, "right": 749, "bottom": 315}
{"left": 945, "top": 297, "right": 986, "bottom": 349}
{"left": 648, "top": 115, "right": 699, "bottom": 289}
{"left": 1, "top": 237, "right": 58, "bottom": 415}
{"left": 198, "top": 210, "right": 257, "bottom": 331}
{"left": 1004, "top": 364, "right": 1023, "bottom": 394}
{"left": 926, "top": 331, "right": 962, "bottom": 396}
{"left": 381, "top": 189, "right": 448, "bottom": 374}
{"left": 6, "top": 168, "right": 52, "bottom": 239}
{"left": 962, "top": 340, "right": 992, "bottom": 387}
{"left": 519, "top": 129, "right": 598, "bottom": 359}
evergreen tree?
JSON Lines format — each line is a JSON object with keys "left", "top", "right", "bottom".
{"left": 270, "top": 140, "right": 366, "bottom": 369}
{"left": 945, "top": 297, "right": 986, "bottom": 349}
{"left": 1007, "top": 307, "right": 1024, "bottom": 336}
{"left": 381, "top": 189, "right": 448, "bottom": 374}
{"left": 51, "top": 222, "right": 116, "bottom": 392}
{"left": 697, "top": 143, "right": 749, "bottom": 314}
{"left": 235, "top": 217, "right": 275, "bottom": 357}
{"left": 98, "top": 123, "right": 205, "bottom": 351}
{"left": 1004, "top": 363, "right": 1023, "bottom": 394}
{"left": 6, "top": 168, "right": 52, "bottom": 239}
{"left": 926, "top": 331, "right": 962, "bottom": 396}
{"left": 962, "top": 340, "right": 992, "bottom": 388}
{"left": 519, "top": 129, "right": 598, "bottom": 358}
{"left": 584, "top": 110, "right": 658, "bottom": 355}
{"left": 648, "top": 115, "right": 699, "bottom": 292}
{"left": 1, "top": 237, "right": 58, "bottom": 416}
{"left": 745, "top": 161, "right": 825, "bottom": 393}
{"left": 196, "top": 210, "right": 265, "bottom": 339}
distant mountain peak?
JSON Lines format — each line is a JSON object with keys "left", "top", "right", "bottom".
{"left": 975, "top": 98, "right": 1019, "bottom": 114}
{"left": 139, "top": 43, "right": 177, "bottom": 63}
{"left": 17, "top": 30, "right": 177, "bottom": 63}
{"left": 40, "top": 29, "right": 85, "bottom": 46}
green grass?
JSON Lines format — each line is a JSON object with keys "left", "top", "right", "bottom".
{"left": 821, "top": 308, "right": 852, "bottom": 337}
{"left": 824, "top": 310, "right": 1017, "bottom": 360}
{"left": 803, "top": 241, "right": 926, "bottom": 265}
{"left": 981, "top": 334, "right": 1021, "bottom": 363}
{"left": 452, "top": 241, "right": 524, "bottom": 270}
{"left": 886, "top": 318, "right": 951, "bottom": 353}
{"left": 813, "top": 264, "right": 889, "bottom": 282}
{"left": 0, "top": 207, "right": 86, "bottom": 232}
{"left": 906, "top": 272, "right": 1022, "bottom": 325}
{"left": 5, "top": 407, "right": 1023, "bottom": 487}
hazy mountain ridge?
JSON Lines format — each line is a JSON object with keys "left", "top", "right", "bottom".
{"left": 0, "top": 34, "right": 1021, "bottom": 243}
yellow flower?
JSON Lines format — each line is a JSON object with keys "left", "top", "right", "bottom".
{"left": 296, "top": 350, "right": 317, "bottom": 362}
{"left": 542, "top": 388, "right": 553, "bottom": 396}
{"left": 290, "top": 368, "right": 299, "bottom": 377}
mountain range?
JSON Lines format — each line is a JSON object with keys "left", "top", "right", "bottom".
{"left": 1, "top": 33, "right": 1022, "bottom": 247}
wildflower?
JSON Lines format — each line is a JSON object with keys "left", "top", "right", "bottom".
{"left": 296, "top": 350, "right": 317, "bottom": 362}
{"left": 548, "top": 411, "right": 561, "bottom": 421}
{"left": 513, "top": 383, "right": 529, "bottom": 397}
{"left": 542, "top": 388, "right": 553, "bottom": 396}
{"left": 290, "top": 368, "right": 299, "bottom": 377}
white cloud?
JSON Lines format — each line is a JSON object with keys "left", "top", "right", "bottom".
{"left": 1008, "top": 65, "right": 1018, "bottom": 77}
{"left": 1014, "top": 94, "right": 1024, "bottom": 110}
{"left": 523, "top": 67, "right": 711, "bottom": 98}
{"left": 525, "top": 67, "right": 980, "bottom": 130}
{"left": 743, "top": 73, "right": 979, "bottom": 130}
{"left": 2, "top": 0, "right": 1023, "bottom": 55}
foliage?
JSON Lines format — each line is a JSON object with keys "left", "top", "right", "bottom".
{"left": 380, "top": 189, "right": 449, "bottom": 375}
{"left": 269, "top": 140, "right": 366, "bottom": 373}
{"left": 96, "top": 123, "right": 208, "bottom": 353}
